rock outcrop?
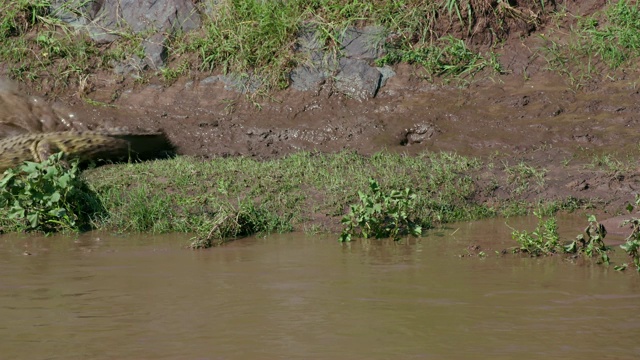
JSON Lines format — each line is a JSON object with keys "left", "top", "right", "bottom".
{"left": 50, "top": 1, "right": 393, "bottom": 98}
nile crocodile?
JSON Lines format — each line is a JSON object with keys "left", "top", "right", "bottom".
{"left": 0, "top": 129, "right": 174, "bottom": 173}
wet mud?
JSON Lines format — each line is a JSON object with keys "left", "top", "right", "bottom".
{"left": 66, "top": 65, "right": 640, "bottom": 162}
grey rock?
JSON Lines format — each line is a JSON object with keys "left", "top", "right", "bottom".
{"left": 201, "top": 0, "right": 225, "bottom": 18}
{"left": 85, "top": 22, "right": 120, "bottom": 44}
{"left": 296, "top": 24, "right": 324, "bottom": 53}
{"left": 334, "top": 58, "right": 382, "bottom": 101}
{"left": 290, "top": 65, "right": 327, "bottom": 92}
{"left": 113, "top": 56, "right": 145, "bottom": 76}
{"left": 290, "top": 25, "right": 344, "bottom": 91}
{"left": 291, "top": 25, "right": 389, "bottom": 97}
{"left": 91, "top": 0, "right": 201, "bottom": 35}
{"left": 199, "top": 76, "right": 220, "bottom": 85}
{"left": 52, "top": 0, "right": 200, "bottom": 67}
{"left": 219, "top": 74, "right": 262, "bottom": 94}
{"left": 142, "top": 33, "right": 167, "bottom": 69}
{"left": 340, "top": 26, "right": 386, "bottom": 60}
{"left": 50, "top": 0, "right": 100, "bottom": 27}
{"left": 376, "top": 65, "right": 396, "bottom": 87}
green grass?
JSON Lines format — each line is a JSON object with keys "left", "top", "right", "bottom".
{"left": 503, "top": 161, "right": 547, "bottom": 195}
{"left": 541, "top": 0, "right": 640, "bottom": 86}
{"left": 375, "top": 35, "right": 502, "bottom": 80}
{"left": 84, "top": 151, "right": 489, "bottom": 235}
{"left": 72, "top": 151, "right": 592, "bottom": 244}
{"left": 587, "top": 153, "right": 634, "bottom": 175}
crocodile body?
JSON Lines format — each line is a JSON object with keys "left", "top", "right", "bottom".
{"left": 0, "top": 129, "right": 174, "bottom": 172}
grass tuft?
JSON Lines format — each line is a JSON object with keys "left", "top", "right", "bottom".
{"left": 541, "top": 0, "right": 640, "bottom": 86}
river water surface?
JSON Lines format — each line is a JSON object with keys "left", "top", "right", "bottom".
{"left": 1, "top": 216, "right": 638, "bottom": 359}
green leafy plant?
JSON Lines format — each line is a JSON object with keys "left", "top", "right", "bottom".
{"left": 565, "top": 215, "right": 610, "bottom": 265}
{"left": 509, "top": 210, "right": 560, "bottom": 256}
{"left": 340, "top": 178, "right": 422, "bottom": 242}
{"left": 510, "top": 213, "right": 613, "bottom": 264}
{"left": 615, "top": 217, "right": 640, "bottom": 272}
{"left": 0, "top": 152, "right": 99, "bottom": 233}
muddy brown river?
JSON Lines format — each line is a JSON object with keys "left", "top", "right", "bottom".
{"left": 1, "top": 215, "right": 638, "bottom": 359}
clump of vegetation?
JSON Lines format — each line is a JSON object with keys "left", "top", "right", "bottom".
{"left": 617, "top": 218, "right": 640, "bottom": 272}
{"left": 510, "top": 210, "right": 561, "bottom": 256}
{"left": 564, "top": 215, "right": 610, "bottom": 265}
{"left": 614, "top": 199, "right": 640, "bottom": 272}
{"left": 541, "top": 0, "right": 640, "bottom": 86}
{"left": 503, "top": 161, "right": 547, "bottom": 195}
{"left": 0, "top": 0, "right": 49, "bottom": 39}
{"left": 0, "top": 0, "right": 144, "bottom": 91}
{"left": 189, "top": 201, "right": 292, "bottom": 249}
{"left": 178, "top": 0, "right": 508, "bottom": 90}
{"left": 181, "top": 0, "right": 303, "bottom": 90}
{"left": 510, "top": 212, "right": 611, "bottom": 264}
{"left": 339, "top": 178, "right": 423, "bottom": 242}
{"left": 580, "top": 0, "right": 640, "bottom": 70}
{"left": 0, "top": 152, "right": 102, "bottom": 233}
{"left": 376, "top": 35, "right": 502, "bottom": 79}
{"left": 587, "top": 154, "right": 633, "bottom": 176}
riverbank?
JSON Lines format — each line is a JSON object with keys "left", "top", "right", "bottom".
{"left": 1, "top": 0, "right": 640, "bottom": 246}
{"left": 43, "top": 149, "right": 640, "bottom": 242}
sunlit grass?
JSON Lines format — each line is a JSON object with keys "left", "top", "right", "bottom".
{"left": 540, "top": 0, "right": 640, "bottom": 86}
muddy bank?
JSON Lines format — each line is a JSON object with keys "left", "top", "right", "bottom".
{"left": 74, "top": 66, "right": 640, "bottom": 161}
{"left": 31, "top": 58, "right": 637, "bottom": 222}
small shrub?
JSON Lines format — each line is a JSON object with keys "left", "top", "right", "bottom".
{"left": 340, "top": 178, "right": 422, "bottom": 242}
{"left": 0, "top": 152, "right": 101, "bottom": 233}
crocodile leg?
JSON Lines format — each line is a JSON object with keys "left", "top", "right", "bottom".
{"left": 32, "top": 139, "right": 69, "bottom": 166}
{"left": 32, "top": 140, "right": 50, "bottom": 162}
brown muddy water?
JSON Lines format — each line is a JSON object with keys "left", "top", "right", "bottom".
{"left": 1, "top": 215, "right": 639, "bottom": 360}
